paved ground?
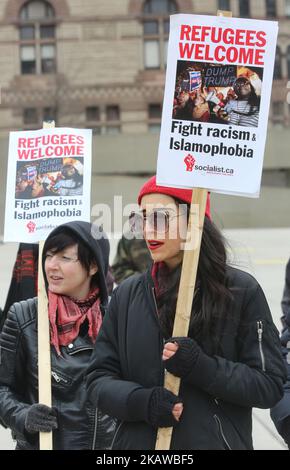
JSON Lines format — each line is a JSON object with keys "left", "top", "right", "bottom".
{"left": 0, "top": 228, "right": 289, "bottom": 450}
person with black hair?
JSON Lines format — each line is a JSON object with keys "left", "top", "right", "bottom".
{"left": 53, "top": 163, "right": 83, "bottom": 196}
{"left": 0, "top": 221, "right": 115, "bottom": 450}
{"left": 271, "top": 258, "right": 290, "bottom": 448}
{"left": 0, "top": 242, "right": 114, "bottom": 332}
{"left": 281, "top": 258, "right": 290, "bottom": 321}
{"left": 86, "top": 176, "right": 286, "bottom": 450}
{"left": 111, "top": 233, "right": 151, "bottom": 285}
{"left": 224, "top": 76, "right": 260, "bottom": 127}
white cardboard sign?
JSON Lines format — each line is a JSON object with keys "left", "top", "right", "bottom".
{"left": 157, "top": 14, "right": 278, "bottom": 197}
{"left": 4, "top": 127, "right": 92, "bottom": 242}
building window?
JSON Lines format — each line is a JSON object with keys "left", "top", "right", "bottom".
{"left": 105, "top": 105, "right": 120, "bottom": 134}
{"left": 43, "top": 107, "right": 57, "bottom": 122}
{"left": 143, "top": 0, "right": 178, "bottom": 70}
{"left": 86, "top": 106, "right": 100, "bottom": 122}
{"left": 85, "top": 105, "right": 121, "bottom": 134}
{"left": 23, "top": 108, "right": 38, "bottom": 125}
{"left": 23, "top": 107, "right": 57, "bottom": 127}
{"left": 106, "top": 105, "right": 120, "bottom": 121}
{"left": 19, "top": 1, "right": 56, "bottom": 75}
{"left": 286, "top": 0, "right": 290, "bottom": 17}
{"left": 274, "top": 46, "right": 282, "bottom": 79}
{"left": 287, "top": 45, "right": 290, "bottom": 79}
{"left": 265, "top": 0, "right": 277, "bottom": 17}
{"left": 21, "top": 45, "right": 36, "bottom": 74}
{"left": 218, "top": 0, "right": 230, "bottom": 10}
{"left": 148, "top": 103, "right": 162, "bottom": 132}
{"left": 86, "top": 106, "right": 101, "bottom": 134}
{"left": 239, "top": 0, "right": 250, "bottom": 17}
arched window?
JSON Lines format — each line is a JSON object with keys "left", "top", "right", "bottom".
{"left": 143, "top": 0, "right": 178, "bottom": 70}
{"left": 19, "top": 0, "right": 56, "bottom": 74}
{"left": 274, "top": 46, "right": 282, "bottom": 79}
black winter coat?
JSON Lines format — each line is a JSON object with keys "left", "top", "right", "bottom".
{"left": 281, "top": 258, "right": 290, "bottom": 319}
{"left": 270, "top": 258, "right": 290, "bottom": 442}
{"left": 86, "top": 266, "right": 286, "bottom": 450}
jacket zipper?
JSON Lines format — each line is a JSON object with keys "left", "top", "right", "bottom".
{"left": 257, "top": 320, "right": 266, "bottom": 372}
{"left": 214, "top": 398, "right": 248, "bottom": 449}
{"left": 214, "top": 414, "right": 232, "bottom": 450}
{"left": 92, "top": 408, "right": 98, "bottom": 449}
{"left": 68, "top": 347, "right": 93, "bottom": 355}
{"left": 110, "top": 421, "right": 123, "bottom": 449}
{"left": 151, "top": 287, "right": 159, "bottom": 320}
{"left": 51, "top": 371, "right": 68, "bottom": 384}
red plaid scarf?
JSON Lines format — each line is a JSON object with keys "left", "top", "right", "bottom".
{"left": 48, "top": 288, "right": 102, "bottom": 356}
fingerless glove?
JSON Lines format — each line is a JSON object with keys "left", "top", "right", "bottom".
{"left": 147, "top": 387, "right": 180, "bottom": 428}
{"left": 164, "top": 337, "right": 201, "bottom": 378}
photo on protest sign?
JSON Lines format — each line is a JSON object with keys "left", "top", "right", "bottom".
{"left": 173, "top": 61, "right": 263, "bottom": 128}
{"left": 4, "top": 128, "right": 92, "bottom": 243}
{"left": 157, "top": 14, "right": 278, "bottom": 197}
{"left": 15, "top": 157, "right": 84, "bottom": 199}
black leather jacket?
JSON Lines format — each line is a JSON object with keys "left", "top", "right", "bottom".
{"left": 0, "top": 221, "right": 115, "bottom": 450}
{"left": 0, "top": 298, "right": 115, "bottom": 450}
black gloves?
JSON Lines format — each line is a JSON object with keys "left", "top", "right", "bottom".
{"left": 25, "top": 403, "right": 58, "bottom": 434}
{"left": 163, "top": 337, "right": 201, "bottom": 378}
{"left": 147, "top": 386, "right": 181, "bottom": 428}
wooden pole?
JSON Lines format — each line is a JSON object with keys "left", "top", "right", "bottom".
{"left": 155, "top": 10, "right": 232, "bottom": 451}
{"left": 155, "top": 188, "right": 207, "bottom": 450}
{"left": 217, "top": 10, "right": 232, "bottom": 17}
{"left": 38, "top": 120, "right": 55, "bottom": 450}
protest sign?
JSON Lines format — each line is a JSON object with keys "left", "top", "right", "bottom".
{"left": 157, "top": 14, "right": 278, "bottom": 197}
{"left": 4, "top": 127, "right": 92, "bottom": 242}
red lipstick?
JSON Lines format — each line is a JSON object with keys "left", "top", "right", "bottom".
{"left": 147, "top": 240, "right": 164, "bottom": 251}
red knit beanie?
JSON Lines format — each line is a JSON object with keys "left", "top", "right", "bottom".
{"left": 138, "top": 176, "right": 211, "bottom": 219}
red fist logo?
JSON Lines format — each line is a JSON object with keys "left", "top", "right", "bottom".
{"left": 184, "top": 154, "right": 195, "bottom": 172}
{"left": 27, "top": 221, "right": 36, "bottom": 233}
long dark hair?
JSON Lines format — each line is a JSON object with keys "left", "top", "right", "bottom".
{"left": 61, "top": 164, "right": 83, "bottom": 188}
{"left": 247, "top": 84, "right": 260, "bottom": 108}
{"left": 156, "top": 207, "right": 233, "bottom": 349}
{"left": 234, "top": 78, "right": 260, "bottom": 109}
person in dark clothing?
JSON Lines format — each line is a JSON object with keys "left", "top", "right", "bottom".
{"left": 0, "top": 243, "right": 38, "bottom": 331}
{"left": 281, "top": 258, "right": 290, "bottom": 320}
{"left": 111, "top": 233, "right": 151, "bottom": 284}
{"left": 271, "top": 258, "right": 290, "bottom": 447}
{"left": 0, "top": 221, "right": 115, "bottom": 450}
{"left": 86, "top": 176, "right": 286, "bottom": 450}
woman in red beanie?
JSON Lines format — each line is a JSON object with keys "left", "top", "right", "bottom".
{"left": 87, "top": 176, "right": 286, "bottom": 450}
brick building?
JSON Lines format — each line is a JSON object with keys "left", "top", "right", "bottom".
{"left": 0, "top": 0, "right": 289, "bottom": 228}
